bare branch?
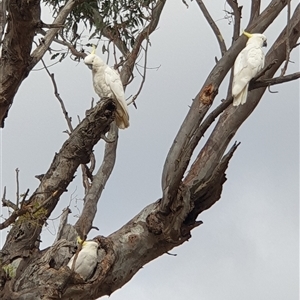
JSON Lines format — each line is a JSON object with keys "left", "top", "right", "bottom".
{"left": 250, "top": 0, "right": 261, "bottom": 22}
{"left": 185, "top": 142, "right": 240, "bottom": 222}
{"left": 58, "top": 32, "right": 86, "bottom": 60}
{"left": 2, "top": 199, "right": 18, "bottom": 211}
{"left": 121, "top": 0, "right": 166, "bottom": 85}
{"left": 89, "top": 7, "right": 129, "bottom": 57}
{"left": 0, "top": 0, "right": 7, "bottom": 43}
{"left": 81, "top": 164, "right": 91, "bottom": 194}
{"left": 226, "top": 0, "right": 242, "bottom": 42}
{"left": 15, "top": 168, "right": 19, "bottom": 207}
{"left": 41, "top": 59, "right": 73, "bottom": 132}
{"left": 75, "top": 124, "right": 118, "bottom": 238}
{"left": 0, "top": 0, "right": 87, "bottom": 128}
{"left": 54, "top": 207, "right": 71, "bottom": 243}
{"left": 196, "top": 0, "right": 227, "bottom": 56}
{"left": 36, "top": 28, "right": 86, "bottom": 61}
{"left": 183, "top": 4, "right": 300, "bottom": 188}
{"left": 0, "top": 207, "right": 27, "bottom": 230}
{"left": 281, "top": 0, "right": 291, "bottom": 76}
{"left": 251, "top": 59, "right": 278, "bottom": 81}
{"left": 42, "top": 58, "right": 99, "bottom": 198}
{"left": 29, "top": 0, "right": 86, "bottom": 68}
{"left": 161, "top": 0, "right": 292, "bottom": 213}
{"left": 127, "top": 39, "right": 150, "bottom": 107}
{"left": 2, "top": 186, "right": 17, "bottom": 211}
{"left": 1, "top": 98, "right": 116, "bottom": 259}
{"left": 250, "top": 72, "right": 300, "bottom": 90}
{"left": 20, "top": 188, "right": 30, "bottom": 208}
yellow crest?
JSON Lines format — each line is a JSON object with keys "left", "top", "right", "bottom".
{"left": 91, "top": 44, "right": 96, "bottom": 55}
{"left": 77, "top": 236, "right": 84, "bottom": 245}
{"left": 243, "top": 31, "right": 253, "bottom": 38}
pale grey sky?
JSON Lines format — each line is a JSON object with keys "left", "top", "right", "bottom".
{"left": 0, "top": 1, "right": 299, "bottom": 299}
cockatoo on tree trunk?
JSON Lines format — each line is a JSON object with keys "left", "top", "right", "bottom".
{"left": 67, "top": 237, "right": 99, "bottom": 281}
{"left": 84, "top": 46, "right": 130, "bottom": 129}
{"left": 232, "top": 31, "right": 267, "bottom": 106}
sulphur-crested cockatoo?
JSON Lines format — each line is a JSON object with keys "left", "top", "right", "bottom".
{"left": 232, "top": 31, "right": 267, "bottom": 106}
{"left": 67, "top": 237, "right": 98, "bottom": 280}
{"left": 84, "top": 47, "right": 129, "bottom": 129}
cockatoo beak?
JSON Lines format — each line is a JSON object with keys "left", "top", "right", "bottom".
{"left": 263, "top": 40, "right": 267, "bottom": 47}
{"left": 243, "top": 31, "right": 253, "bottom": 38}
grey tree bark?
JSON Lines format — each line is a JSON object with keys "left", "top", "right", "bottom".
{"left": 0, "top": 1, "right": 299, "bottom": 299}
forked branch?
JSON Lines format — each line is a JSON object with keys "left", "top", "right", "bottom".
{"left": 160, "top": 0, "right": 290, "bottom": 214}
{"left": 227, "top": 0, "right": 242, "bottom": 42}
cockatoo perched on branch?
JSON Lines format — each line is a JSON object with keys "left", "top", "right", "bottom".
{"left": 84, "top": 46, "right": 130, "bottom": 129}
{"left": 232, "top": 31, "right": 267, "bottom": 106}
{"left": 67, "top": 237, "right": 99, "bottom": 281}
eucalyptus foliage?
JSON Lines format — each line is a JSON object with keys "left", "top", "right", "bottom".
{"left": 44, "top": 0, "right": 156, "bottom": 49}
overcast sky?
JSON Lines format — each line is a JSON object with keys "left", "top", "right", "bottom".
{"left": 0, "top": 1, "right": 299, "bottom": 299}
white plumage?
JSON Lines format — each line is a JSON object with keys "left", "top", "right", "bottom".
{"left": 67, "top": 240, "right": 98, "bottom": 280}
{"left": 84, "top": 48, "right": 129, "bottom": 129}
{"left": 232, "top": 31, "right": 267, "bottom": 106}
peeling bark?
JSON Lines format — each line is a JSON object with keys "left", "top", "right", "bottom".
{"left": 0, "top": 0, "right": 41, "bottom": 127}
{"left": 0, "top": 98, "right": 115, "bottom": 266}
{"left": 0, "top": 1, "right": 299, "bottom": 300}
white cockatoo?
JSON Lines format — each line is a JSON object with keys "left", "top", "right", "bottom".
{"left": 232, "top": 31, "right": 267, "bottom": 106}
{"left": 84, "top": 46, "right": 129, "bottom": 129}
{"left": 67, "top": 237, "right": 99, "bottom": 281}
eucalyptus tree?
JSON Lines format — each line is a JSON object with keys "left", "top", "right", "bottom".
{"left": 0, "top": 0, "right": 299, "bottom": 299}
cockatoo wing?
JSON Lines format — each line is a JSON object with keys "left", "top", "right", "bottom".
{"left": 67, "top": 244, "right": 98, "bottom": 280}
{"left": 232, "top": 45, "right": 264, "bottom": 106}
{"left": 104, "top": 67, "right": 130, "bottom": 129}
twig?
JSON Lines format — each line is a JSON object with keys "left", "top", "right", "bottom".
{"left": 54, "top": 207, "right": 71, "bottom": 243}
{"left": 121, "top": 0, "right": 166, "bottom": 84}
{"left": 41, "top": 59, "right": 74, "bottom": 132}
{"left": 1, "top": 186, "right": 6, "bottom": 202}
{"left": 37, "top": 21, "right": 65, "bottom": 29}
{"left": 37, "top": 28, "right": 86, "bottom": 61}
{"left": 113, "top": 42, "right": 118, "bottom": 69}
{"left": 2, "top": 199, "right": 18, "bottom": 211}
{"left": 20, "top": 189, "right": 29, "bottom": 208}
{"left": 224, "top": 0, "right": 241, "bottom": 98}
{"left": 15, "top": 168, "right": 19, "bottom": 207}
{"left": 197, "top": 96, "right": 233, "bottom": 138}
{"left": 196, "top": 0, "right": 227, "bottom": 56}
{"left": 0, "top": 207, "right": 27, "bottom": 230}
{"left": 250, "top": 72, "right": 300, "bottom": 90}
{"left": 127, "top": 38, "right": 150, "bottom": 107}
{"left": 42, "top": 57, "right": 98, "bottom": 195}
{"left": 226, "top": 0, "right": 242, "bottom": 42}
{"left": 182, "top": 0, "right": 189, "bottom": 9}
{"left": 31, "top": 190, "right": 59, "bottom": 215}
{"left": 29, "top": 0, "right": 87, "bottom": 68}
{"left": 2, "top": 186, "right": 18, "bottom": 211}
{"left": 267, "top": 86, "right": 278, "bottom": 93}
{"left": 281, "top": 0, "right": 291, "bottom": 76}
